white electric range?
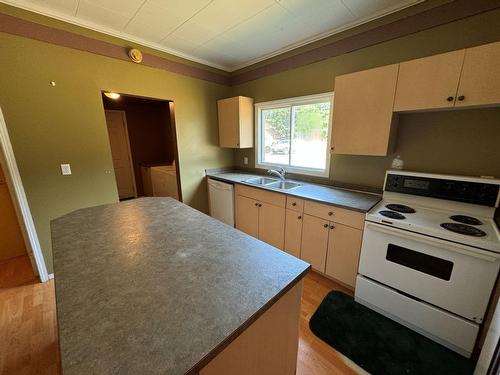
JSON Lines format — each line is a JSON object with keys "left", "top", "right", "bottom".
{"left": 355, "top": 170, "right": 500, "bottom": 358}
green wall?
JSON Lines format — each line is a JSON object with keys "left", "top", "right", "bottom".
{"left": 0, "top": 30, "right": 232, "bottom": 273}
{"left": 232, "top": 9, "right": 500, "bottom": 189}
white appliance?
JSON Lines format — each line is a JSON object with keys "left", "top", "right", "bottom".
{"left": 208, "top": 178, "right": 234, "bottom": 227}
{"left": 355, "top": 170, "right": 500, "bottom": 358}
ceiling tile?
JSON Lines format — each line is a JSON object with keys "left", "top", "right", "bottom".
{"left": 189, "top": 0, "right": 275, "bottom": 34}
{"left": 77, "top": 0, "right": 141, "bottom": 29}
{"left": 170, "top": 20, "right": 220, "bottom": 46}
{"left": 78, "top": 0, "right": 145, "bottom": 18}
{"left": 342, "top": 0, "right": 417, "bottom": 18}
{"left": 23, "top": 0, "right": 78, "bottom": 15}
{"left": 159, "top": 34, "right": 202, "bottom": 54}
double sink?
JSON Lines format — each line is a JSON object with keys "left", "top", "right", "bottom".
{"left": 244, "top": 177, "right": 301, "bottom": 190}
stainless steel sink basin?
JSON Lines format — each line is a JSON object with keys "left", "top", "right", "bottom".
{"left": 244, "top": 177, "right": 279, "bottom": 185}
{"left": 267, "top": 181, "right": 301, "bottom": 190}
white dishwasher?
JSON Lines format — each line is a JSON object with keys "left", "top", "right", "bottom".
{"left": 208, "top": 178, "right": 234, "bottom": 227}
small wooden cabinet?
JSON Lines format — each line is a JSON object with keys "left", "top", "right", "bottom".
{"left": 455, "top": 41, "right": 500, "bottom": 108}
{"left": 301, "top": 201, "right": 364, "bottom": 288}
{"left": 300, "top": 214, "right": 330, "bottom": 272}
{"left": 394, "top": 50, "right": 465, "bottom": 111}
{"left": 325, "top": 223, "right": 363, "bottom": 287}
{"left": 332, "top": 64, "right": 399, "bottom": 156}
{"left": 235, "top": 185, "right": 285, "bottom": 249}
{"left": 217, "top": 96, "right": 254, "bottom": 148}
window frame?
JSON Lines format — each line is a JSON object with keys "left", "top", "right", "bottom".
{"left": 255, "top": 92, "right": 334, "bottom": 177}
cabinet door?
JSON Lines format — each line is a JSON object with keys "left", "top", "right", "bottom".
{"left": 236, "top": 195, "right": 259, "bottom": 238}
{"left": 300, "top": 214, "right": 329, "bottom": 272}
{"left": 217, "top": 96, "right": 254, "bottom": 148}
{"left": 259, "top": 202, "right": 285, "bottom": 250}
{"left": 325, "top": 223, "right": 362, "bottom": 288}
{"left": 284, "top": 209, "right": 303, "bottom": 258}
{"left": 455, "top": 41, "right": 500, "bottom": 107}
{"left": 332, "top": 64, "right": 399, "bottom": 156}
{"left": 394, "top": 50, "right": 465, "bottom": 111}
{"left": 218, "top": 97, "right": 240, "bottom": 148}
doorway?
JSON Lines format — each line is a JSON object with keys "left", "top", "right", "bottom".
{"left": 101, "top": 93, "right": 182, "bottom": 201}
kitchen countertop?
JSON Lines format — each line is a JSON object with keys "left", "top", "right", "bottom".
{"left": 51, "top": 198, "right": 310, "bottom": 375}
{"left": 207, "top": 171, "right": 381, "bottom": 213}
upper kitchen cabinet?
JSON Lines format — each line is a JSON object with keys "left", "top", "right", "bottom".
{"left": 455, "top": 41, "right": 500, "bottom": 108}
{"left": 394, "top": 50, "right": 465, "bottom": 112}
{"left": 217, "top": 96, "right": 254, "bottom": 148}
{"left": 332, "top": 64, "right": 399, "bottom": 156}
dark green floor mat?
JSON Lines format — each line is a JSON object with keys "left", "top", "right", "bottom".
{"left": 309, "top": 291, "right": 475, "bottom": 375}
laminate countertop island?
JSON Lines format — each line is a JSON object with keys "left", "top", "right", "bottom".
{"left": 51, "top": 198, "right": 310, "bottom": 375}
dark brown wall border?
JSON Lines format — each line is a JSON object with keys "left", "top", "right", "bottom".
{"left": 2, "top": 0, "right": 500, "bottom": 87}
{"left": 230, "top": 0, "right": 500, "bottom": 86}
{"left": 0, "top": 13, "right": 230, "bottom": 86}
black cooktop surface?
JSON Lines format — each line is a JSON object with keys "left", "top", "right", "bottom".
{"left": 440, "top": 223, "right": 487, "bottom": 237}
{"left": 385, "top": 204, "right": 416, "bottom": 214}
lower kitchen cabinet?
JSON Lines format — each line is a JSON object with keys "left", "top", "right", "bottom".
{"left": 235, "top": 195, "right": 259, "bottom": 238}
{"left": 259, "top": 202, "right": 285, "bottom": 249}
{"left": 325, "top": 223, "right": 363, "bottom": 288}
{"left": 284, "top": 209, "right": 303, "bottom": 258}
{"left": 235, "top": 186, "right": 285, "bottom": 250}
{"left": 300, "top": 214, "right": 329, "bottom": 272}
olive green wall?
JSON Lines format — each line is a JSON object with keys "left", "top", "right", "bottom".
{"left": 0, "top": 32, "right": 232, "bottom": 273}
{"left": 232, "top": 9, "right": 500, "bottom": 189}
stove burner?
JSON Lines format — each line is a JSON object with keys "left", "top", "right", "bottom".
{"left": 379, "top": 210, "right": 405, "bottom": 219}
{"left": 385, "top": 204, "right": 416, "bottom": 214}
{"left": 440, "top": 223, "right": 487, "bottom": 237}
{"left": 450, "top": 215, "right": 483, "bottom": 226}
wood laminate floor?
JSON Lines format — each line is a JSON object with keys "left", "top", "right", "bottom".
{"left": 0, "top": 257, "right": 360, "bottom": 375}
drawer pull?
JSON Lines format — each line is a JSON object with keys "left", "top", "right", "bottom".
{"left": 298, "top": 216, "right": 302, "bottom": 220}
{"left": 323, "top": 223, "right": 329, "bottom": 228}
{"left": 292, "top": 202, "right": 297, "bottom": 206}
{"left": 329, "top": 225, "right": 335, "bottom": 229}
{"left": 328, "top": 211, "right": 333, "bottom": 216}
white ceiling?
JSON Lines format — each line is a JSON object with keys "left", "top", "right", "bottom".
{"left": 2, "top": 0, "right": 424, "bottom": 71}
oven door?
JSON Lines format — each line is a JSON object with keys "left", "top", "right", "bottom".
{"left": 358, "top": 222, "right": 500, "bottom": 322}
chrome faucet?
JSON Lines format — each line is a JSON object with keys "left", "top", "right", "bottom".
{"left": 268, "top": 167, "right": 286, "bottom": 180}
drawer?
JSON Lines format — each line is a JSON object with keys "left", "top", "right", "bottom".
{"left": 286, "top": 196, "right": 304, "bottom": 212}
{"left": 304, "top": 200, "right": 364, "bottom": 229}
{"left": 235, "top": 184, "right": 286, "bottom": 208}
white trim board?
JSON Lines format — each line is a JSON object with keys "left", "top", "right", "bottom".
{"left": 0, "top": 107, "right": 49, "bottom": 282}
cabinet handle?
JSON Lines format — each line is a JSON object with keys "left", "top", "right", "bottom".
{"left": 458, "top": 95, "right": 465, "bottom": 101}
{"left": 446, "top": 96, "right": 454, "bottom": 102}
{"left": 292, "top": 202, "right": 296, "bottom": 206}
{"left": 323, "top": 223, "right": 329, "bottom": 228}
{"left": 259, "top": 203, "right": 262, "bottom": 207}
{"left": 255, "top": 203, "right": 259, "bottom": 207}
{"left": 328, "top": 211, "right": 333, "bottom": 216}
{"left": 298, "top": 216, "right": 302, "bottom": 220}
{"left": 329, "top": 225, "right": 335, "bottom": 229}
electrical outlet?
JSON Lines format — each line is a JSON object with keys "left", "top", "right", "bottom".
{"left": 243, "top": 156, "right": 248, "bottom": 165}
{"left": 61, "top": 164, "right": 72, "bottom": 176}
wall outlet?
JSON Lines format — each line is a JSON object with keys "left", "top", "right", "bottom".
{"left": 60, "top": 164, "right": 72, "bottom": 176}
{"left": 243, "top": 156, "right": 248, "bottom": 165}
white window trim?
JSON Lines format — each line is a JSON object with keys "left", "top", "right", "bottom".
{"left": 255, "top": 92, "right": 334, "bottom": 177}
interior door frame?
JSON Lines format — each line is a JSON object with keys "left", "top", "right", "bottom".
{"left": 104, "top": 109, "right": 138, "bottom": 199}
{"left": 0, "top": 107, "right": 49, "bottom": 282}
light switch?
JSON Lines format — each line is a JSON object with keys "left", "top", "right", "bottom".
{"left": 60, "top": 164, "right": 72, "bottom": 175}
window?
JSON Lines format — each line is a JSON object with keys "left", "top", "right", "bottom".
{"left": 255, "top": 93, "right": 333, "bottom": 177}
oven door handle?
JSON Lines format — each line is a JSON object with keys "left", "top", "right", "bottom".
{"left": 365, "top": 222, "right": 500, "bottom": 262}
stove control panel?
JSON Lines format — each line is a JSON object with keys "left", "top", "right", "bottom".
{"left": 386, "top": 173, "right": 500, "bottom": 207}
